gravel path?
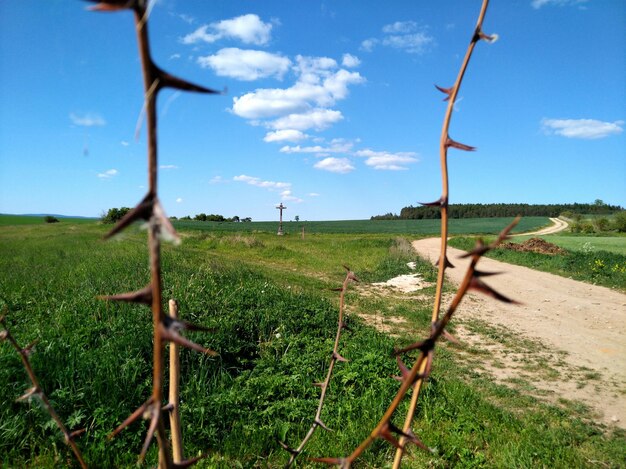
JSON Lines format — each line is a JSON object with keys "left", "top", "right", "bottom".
{"left": 412, "top": 236, "right": 626, "bottom": 429}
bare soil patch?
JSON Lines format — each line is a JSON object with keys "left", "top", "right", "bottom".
{"left": 501, "top": 237, "right": 567, "bottom": 255}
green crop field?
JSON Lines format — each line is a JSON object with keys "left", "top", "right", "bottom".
{"left": 174, "top": 216, "right": 550, "bottom": 235}
{"left": 0, "top": 214, "right": 96, "bottom": 226}
{"left": 1, "top": 222, "right": 624, "bottom": 467}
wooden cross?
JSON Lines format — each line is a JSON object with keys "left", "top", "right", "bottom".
{"left": 276, "top": 202, "right": 287, "bottom": 235}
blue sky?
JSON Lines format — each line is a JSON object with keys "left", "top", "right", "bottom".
{"left": 0, "top": 0, "right": 624, "bottom": 221}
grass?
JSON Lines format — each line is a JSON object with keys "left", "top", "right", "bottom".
{"left": 449, "top": 235, "right": 626, "bottom": 291}
{"left": 1, "top": 222, "right": 625, "bottom": 467}
{"left": 519, "top": 234, "right": 626, "bottom": 256}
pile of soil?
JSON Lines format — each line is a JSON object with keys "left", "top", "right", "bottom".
{"left": 501, "top": 237, "right": 567, "bottom": 255}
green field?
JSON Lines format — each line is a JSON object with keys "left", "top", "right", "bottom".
{"left": 174, "top": 216, "right": 549, "bottom": 235}
{"left": 0, "top": 214, "right": 96, "bottom": 226}
{"left": 526, "top": 234, "right": 626, "bottom": 256}
{"left": 1, "top": 222, "right": 624, "bottom": 467}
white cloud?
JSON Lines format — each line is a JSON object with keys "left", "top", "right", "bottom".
{"left": 120, "top": 140, "right": 130, "bottom": 146}
{"left": 308, "top": 192, "right": 320, "bottom": 197}
{"left": 360, "top": 38, "right": 378, "bottom": 52}
{"left": 230, "top": 54, "right": 364, "bottom": 133}
{"left": 382, "top": 21, "right": 418, "bottom": 34}
{"left": 531, "top": 0, "right": 589, "bottom": 9}
{"left": 541, "top": 118, "right": 624, "bottom": 139}
{"left": 263, "top": 129, "right": 308, "bottom": 143}
{"left": 181, "top": 14, "right": 273, "bottom": 46}
{"left": 169, "top": 53, "right": 181, "bottom": 60}
{"left": 270, "top": 109, "right": 344, "bottom": 131}
{"left": 97, "top": 168, "right": 118, "bottom": 179}
{"left": 279, "top": 139, "right": 353, "bottom": 155}
{"left": 233, "top": 174, "right": 291, "bottom": 190}
{"left": 70, "top": 112, "right": 106, "bottom": 127}
{"left": 362, "top": 22, "right": 434, "bottom": 54}
{"left": 160, "top": 164, "right": 179, "bottom": 170}
{"left": 198, "top": 48, "right": 291, "bottom": 81}
{"left": 313, "top": 157, "right": 354, "bottom": 174}
{"left": 342, "top": 53, "right": 361, "bottom": 68}
{"left": 209, "top": 176, "right": 224, "bottom": 184}
{"left": 356, "top": 149, "right": 419, "bottom": 170}
{"left": 176, "top": 197, "right": 183, "bottom": 203}
{"left": 280, "top": 190, "right": 303, "bottom": 203}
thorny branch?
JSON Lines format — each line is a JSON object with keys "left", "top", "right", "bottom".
{"left": 312, "top": 1, "right": 514, "bottom": 467}
{"left": 280, "top": 266, "right": 359, "bottom": 467}
{"left": 87, "top": 0, "right": 220, "bottom": 466}
{"left": 393, "top": 0, "right": 497, "bottom": 466}
{"left": 0, "top": 313, "right": 88, "bottom": 469}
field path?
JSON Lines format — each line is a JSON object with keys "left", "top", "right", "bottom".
{"left": 517, "top": 217, "right": 569, "bottom": 236}
{"left": 412, "top": 237, "right": 626, "bottom": 429}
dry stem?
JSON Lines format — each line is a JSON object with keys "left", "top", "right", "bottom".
{"left": 0, "top": 314, "right": 88, "bottom": 469}
{"left": 281, "top": 267, "right": 358, "bottom": 467}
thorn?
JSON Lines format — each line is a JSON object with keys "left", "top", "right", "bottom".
{"left": 434, "top": 84, "right": 453, "bottom": 101}
{"left": 315, "top": 419, "right": 333, "bottom": 432}
{"left": 478, "top": 30, "right": 499, "bottom": 43}
{"left": 458, "top": 239, "right": 489, "bottom": 259}
{"left": 153, "top": 199, "right": 180, "bottom": 245}
{"left": 17, "top": 386, "right": 40, "bottom": 401}
{"left": 468, "top": 277, "right": 520, "bottom": 304}
{"left": 109, "top": 399, "right": 150, "bottom": 439}
{"left": 157, "top": 67, "right": 222, "bottom": 94}
{"left": 159, "top": 323, "right": 218, "bottom": 356}
{"left": 332, "top": 351, "right": 348, "bottom": 363}
{"left": 104, "top": 192, "right": 154, "bottom": 239}
{"left": 330, "top": 288, "right": 343, "bottom": 292}
{"left": 395, "top": 338, "right": 435, "bottom": 355}
{"left": 438, "top": 255, "right": 455, "bottom": 269}
{"left": 312, "top": 381, "right": 325, "bottom": 388}
{"left": 162, "top": 315, "right": 215, "bottom": 333}
{"left": 86, "top": 0, "right": 135, "bottom": 12}
{"left": 309, "top": 457, "right": 349, "bottom": 468}
{"left": 172, "top": 454, "right": 208, "bottom": 469}
{"left": 277, "top": 439, "right": 299, "bottom": 456}
{"left": 342, "top": 265, "right": 351, "bottom": 272}
{"left": 99, "top": 285, "right": 153, "bottom": 305}
{"left": 473, "top": 270, "right": 501, "bottom": 278}
{"left": 138, "top": 404, "right": 160, "bottom": 464}
{"left": 396, "top": 355, "right": 411, "bottom": 380}
{"left": 442, "top": 329, "right": 460, "bottom": 345}
{"left": 21, "top": 339, "right": 39, "bottom": 356}
{"left": 397, "top": 426, "right": 432, "bottom": 453}
{"left": 340, "top": 321, "right": 352, "bottom": 332}
{"left": 445, "top": 137, "right": 476, "bottom": 152}
{"left": 162, "top": 403, "right": 174, "bottom": 412}
{"left": 347, "top": 271, "right": 359, "bottom": 282}
{"left": 69, "top": 428, "right": 87, "bottom": 440}
{"left": 419, "top": 196, "right": 447, "bottom": 208}
{"left": 379, "top": 422, "right": 402, "bottom": 450}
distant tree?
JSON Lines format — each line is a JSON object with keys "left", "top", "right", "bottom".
{"left": 169, "top": 216, "right": 178, "bottom": 221}
{"left": 194, "top": 213, "right": 207, "bottom": 222}
{"left": 242, "top": 217, "right": 252, "bottom": 222}
{"left": 613, "top": 211, "right": 626, "bottom": 233}
{"left": 101, "top": 207, "right": 131, "bottom": 224}
{"left": 44, "top": 215, "right": 59, "bottom": 223}
{"left": 294, "top": 215, "right": 300, "bottom": 222}
{"left": 180, "top": 215, "right": 191, "bottom": 220}
{"left": 231, "top": 215, "right": 240, "bottom": 223}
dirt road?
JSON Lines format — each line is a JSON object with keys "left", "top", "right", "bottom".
{"left": 412, "top": 237, "right": 626, "bottom": 429}
{"left": 518, "top": 217, "right": 569, "bottom": 236}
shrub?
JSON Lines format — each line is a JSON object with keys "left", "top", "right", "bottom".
{"left": 43, "top": 216, "right": 59, "bottom": 223}
{"left": 592, "top": 217, "right": 610, "bottom": 233}
{"left": 100, "top": 207, "right": 131, "bottom": 224}
{"left": 613, "top": 211, "right": 626, "bottom": 233}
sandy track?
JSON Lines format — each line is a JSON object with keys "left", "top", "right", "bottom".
{"left": 412, "top": 237, "right": 626, "bottom": 429}
{"left": 517, "top": 217, "right": 569, "bottom": 236}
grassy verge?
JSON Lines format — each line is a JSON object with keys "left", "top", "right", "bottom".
{"left": 1, "top": 223, "right": 624, "bottom": 467}
{"left": 449, "top": 236, "right": 626, "bottom": 292}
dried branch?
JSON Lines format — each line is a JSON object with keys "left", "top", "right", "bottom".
{"left": 87, "top": 1, "right": 220, "bottom": 466}
{"left": 282, "top": 267, "right": 358, "bottom": 467}
{"left": 312, "top": 1, "right": 512, "bottom": 467}
{"left": 0, "top": 314, "right": 88, "bottom": 469}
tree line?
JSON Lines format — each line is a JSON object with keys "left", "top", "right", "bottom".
{"left": 101, "top": 208, "right": 252, "bottom": 224}
{"left": 372, "top": 200, "right": 624, "bottom": 220}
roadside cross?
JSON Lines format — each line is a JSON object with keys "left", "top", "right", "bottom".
{"left": 276, "top": 203, "right": 287, "bottom": 235}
